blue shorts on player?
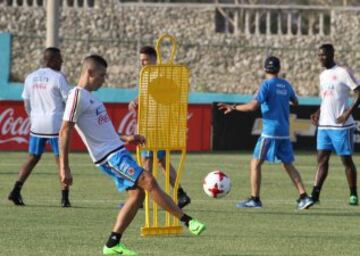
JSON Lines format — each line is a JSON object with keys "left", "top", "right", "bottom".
{"left": 253, "top": 136, "right": 294, "bottom": 164}
{"left": 98, "top": 149, "right": 144, "bottom": 192}
{"left": 317, "top": 128, "right": 354, "bottom": 156}
{"left": 29, "top": 135, "right": 59, "bottom": 156}
{"left": 141, "top": 150, "right": 166, "bottom": 160}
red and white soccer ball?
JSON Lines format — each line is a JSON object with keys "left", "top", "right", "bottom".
{"left": 203, "top": 170, "right": 231, "bottom": 198}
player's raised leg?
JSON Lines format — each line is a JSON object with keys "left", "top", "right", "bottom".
{"left": 139, "top": 171, "right": 205, "bottom": 233}
{"left": 102, "top": 151, "right": 205, "bottom": 256}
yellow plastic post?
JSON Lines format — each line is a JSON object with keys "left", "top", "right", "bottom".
{"left": 136, "top": 33, "right": 189, "bottom": 236}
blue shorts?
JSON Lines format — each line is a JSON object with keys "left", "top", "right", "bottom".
{"left": 98, "top": 149, "right": 144, "bottom": 192}
{"left": 253, "top": 137, "right": 294, "bottom": 164}
{"left": 317, "top": 128, "right": 354, "bottom": 156}
{"left": 141, "top": 150, "right": 166, "bottom": 160}
{"left": 29, "top": 135, "right": 59, "bottom": 156}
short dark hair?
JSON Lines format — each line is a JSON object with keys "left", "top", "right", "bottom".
{"left": 84, "top": 55, "right": 108, "bottom": 68}
{"left": 140, "top": 46, "right": 157, "bottom": 58}
{"left": 44, "top": 47, "right": 60, "bottom": 54}
{"left": 43, "top": 47, "right": 61, "bottom": 61}
{"left": 319, "top": 44, "right": 335, "bottom": 54}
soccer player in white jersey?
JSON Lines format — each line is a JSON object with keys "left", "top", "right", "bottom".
{"left": 59, "top": 55, "right": 205, "bottom": 256}
{"left": 310, "top": 44, "right": 360, "bottom": 206}
{"left": 8, "top": 47, "right": 71, "bottom": 207}
{"left": 218, "top": 56, "right": 314, "bottom": 210}
{"left": 127, "top": 46, "right": 191, "bottom": 209}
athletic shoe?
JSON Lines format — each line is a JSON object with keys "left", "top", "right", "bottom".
{"left": 188, "top": 219, "right": 206, "bottom": 235}
{"left": 178, "top": 192, "right": 191, "bottom": 209}
{"left": 8, "top": 190, "right": 25, "bottom": 206}
{"left": 349, "top": 195, "right": 359, "bottom": 206}
{"left": 61, "top": 198, "right": 72, "bottom": 208}
{"left": 297, "top": 196, "right": 314, "bottom": 210}
{"left": 236, "top": 198, "right": 262, "bottom": 208}
{"left": 103, "top": 243, "right": 138, "bottom": 256}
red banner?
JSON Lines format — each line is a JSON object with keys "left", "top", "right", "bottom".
{"left": 0, "top": 101, "right": 212, "bottom": 152}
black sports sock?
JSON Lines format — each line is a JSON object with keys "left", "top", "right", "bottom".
{"left": 180, "top": 214, "right": 192, "bottom": 227}
{"left": 61, "top": 189, "right": 69, "bottom": 200}
{"left": 106, "top": 232, "right": 122, "bottom": 248}
{"left": 350, "top": 187, "right": 358, "bottom": 197}
{"left": 299, "top": 193, "right": 308, "bottom": 200}
{"left": 178, "top": 187, "right": 185, "bottom": 196}
{"left": 13, "top": 181, "right": 23, "bottom": 192}
{"left": 311, "top": 186, "right": 321, "bottom": 199}
{"left": 250, "top": 196, "right": 260, "bottom": 202}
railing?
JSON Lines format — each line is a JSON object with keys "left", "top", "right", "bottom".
{"left": 215, "top": 6, "right": 332, "bottom": 36}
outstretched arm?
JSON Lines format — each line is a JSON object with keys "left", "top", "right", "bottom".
{"left": 218, "top": 100, "right": 259, "bottom": 114}
{"left": 336, "top": 88, "right": 360, "bottom": 124}
{"left": 120, "top": 134, "right": 146, "bottom": 145}
{"left": 59, "top": 121, "right": 75, "bottom": 186}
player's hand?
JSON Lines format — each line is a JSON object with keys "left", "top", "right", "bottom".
{"left": 336, "top": 112, "right": 350, "bottom": 124}
{"left": 127, "top": 134, "right": 146, "bottom": 145}
{"left": 128, "top": 100, "right": 138, "bottom": 112}
{"left": 217, "top": 103, "right": 235, "bottom": 115}
{"left": 310, "top": 112, "right": 320, "bottom": 126}
{"left": 60, "top": 166, "right": 73, "bottom": 186}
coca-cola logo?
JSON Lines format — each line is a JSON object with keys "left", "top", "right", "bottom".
{"left": 97, "top": 113, "right": 111, "bottom": 125}
{"left": 117, "top": 110, "right": 193, "bottom": 135}
{"left": 118, "top": 110, "right": 137, "bottom": 135}
{"left": 0, "top": 108, "right": 30, "bottom": 144}
{"left": 186, "top": 112, "right": 193, "bottom": 134}
{"left": 33, "top": 83, "right": 47, "bottom": 90}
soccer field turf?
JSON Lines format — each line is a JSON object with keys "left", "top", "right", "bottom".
{"left": 0, "top": 151, "right": 359, "bottom": 256}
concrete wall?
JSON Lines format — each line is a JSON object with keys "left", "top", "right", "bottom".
{"left": 1, "top": 2, "right": 360, "bottom": 96}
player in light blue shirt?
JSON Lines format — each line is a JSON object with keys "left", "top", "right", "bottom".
{"left": 255, "top": 75, "right": 296, "bottom": 139}
{"left": 218, "top": 56, "right": 314, "bottom": 210}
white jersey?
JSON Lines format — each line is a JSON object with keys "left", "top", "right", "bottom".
{"left": 63, "top": 87, "right": 125, "bottom": 164}
{"left": 319, "top": 65, "right": 359, "bottom": 130}
{"left": 22, "top": 67, "right": 70, "bottom": 137}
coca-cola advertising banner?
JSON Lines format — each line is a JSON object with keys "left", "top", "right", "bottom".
{"left": 0, "top": 101, "right": 212, "bottom": 152}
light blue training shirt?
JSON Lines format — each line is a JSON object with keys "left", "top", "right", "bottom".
{"left": 255, "top": 77, "right": 297, "bottom": 138}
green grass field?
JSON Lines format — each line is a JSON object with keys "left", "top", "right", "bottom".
{"left": 1, "top": 151, "right": 359, "bottom": 256}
